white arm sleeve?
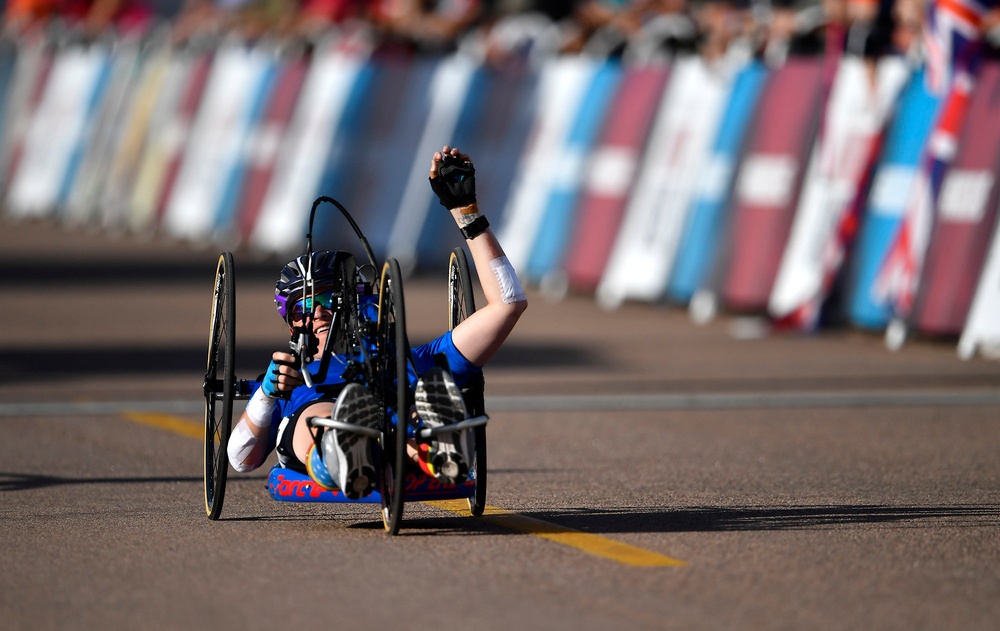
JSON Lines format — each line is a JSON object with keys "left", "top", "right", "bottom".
{"left": 227, "top": 422, "right": 263, "bottom": 473}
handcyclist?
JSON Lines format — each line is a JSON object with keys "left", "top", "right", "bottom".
{"left": 226, "top": 146, "right": 527, "bottom": 499}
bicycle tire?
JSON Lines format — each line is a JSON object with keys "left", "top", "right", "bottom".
{"left": 377, "top": 258, "right": 410, "bottom": 535}
{"left": 448, "top": 248, "right": 487, "bottom": 516}
{"left": 204, "top": 252, "right": 236, "bottom": 520}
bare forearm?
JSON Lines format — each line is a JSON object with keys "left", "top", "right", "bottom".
{"left": 448, "top": 205, "right": 527, "bottom": 365}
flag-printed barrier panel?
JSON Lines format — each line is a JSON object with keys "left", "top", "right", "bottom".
{"left": 768, "top": 55, "right": 910, "bottom": 328}
{"left": 874, "top": 67, "right": 983, "bottom": 350}
{"left": 563, "top": 63, "right": 672, "bottom": 294}
{"left": 912, "top": 62, "right": 1000, "bottom": 336}
{"left": 666, "top": 60, "right": 769, "bottom": 305}
{"left": 461, "top": 62, "right": 539, "bottom": 230}
{"left": 720, "top": 57, "right": 826, "bottom": 312}
{"left": 845, "top": 68, "right": 942, "bottom": 330}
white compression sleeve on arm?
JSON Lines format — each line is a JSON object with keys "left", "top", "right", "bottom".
{"left": 490, "top": 256, "right": 526, "bottom": 304}
{"left": 227, "top": 422, "right": 261, "bottom": 473}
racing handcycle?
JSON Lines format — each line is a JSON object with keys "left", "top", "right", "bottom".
{"left": 202, "top": 197, "right": 488, "bottom": 535}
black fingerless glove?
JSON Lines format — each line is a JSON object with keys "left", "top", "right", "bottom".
{"left": 429, "top": 155, "right": 476, "bottom": 209}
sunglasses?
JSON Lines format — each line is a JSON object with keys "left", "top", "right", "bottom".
{"left": 290, "top": 290, "right": 336, "bottom": 321}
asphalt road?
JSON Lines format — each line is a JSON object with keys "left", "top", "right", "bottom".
{"left": 2, "top": 218, "right": 999, "bottom": 631}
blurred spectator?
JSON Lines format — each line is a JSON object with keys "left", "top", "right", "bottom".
{"left": 171, "top": 0, "right": 303, "bottom": 42}
{"left": 3, "top": 0, "right": 161, "bottom": 35}
{"left": 373, "top": 0, "right": 486, "bottom": 53}
{"left": 563, "top": 0, "right": 699, "bottom": 58}
{"left": 291, "top": 0, "right": 371, "bottom": 38}
{"left": 691, "top": 1, "right": 750, "bottom": 61}
{"left": 755, "top": 0, "right": 828, "bottom": 65}
{"left": 476, "top": 0, "right": 579, "bottom": 65}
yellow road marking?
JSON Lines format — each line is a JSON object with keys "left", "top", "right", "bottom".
{"left": 121, "top": 411, "right": 202, "bottom": 440}
{"left": 122, "top": 412, "right": 687, "bottom": 567}
{"left": 425, "top": 499, "right": 687, "bottom": 567}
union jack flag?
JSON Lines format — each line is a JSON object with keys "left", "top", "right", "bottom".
{"left": 872, "top": 0, "right": 992, "bottom": 320}
{"left": 923, "top": 0, "right": 989, "bottom": 95}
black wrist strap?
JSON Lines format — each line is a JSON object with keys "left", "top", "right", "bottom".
{"left": 460, "top": 215, "right": 490, "bottom": 240}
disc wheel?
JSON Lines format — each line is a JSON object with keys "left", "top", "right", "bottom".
{"left": 448, "top": 247, "right": 487, "bottom": 516}
{"left": 204, "top": 252, "right": 236, "bottom": 520}
{"left": 377, "top": 258, "right": 410, "bottom": 535}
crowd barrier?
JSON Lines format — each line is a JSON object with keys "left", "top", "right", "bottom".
{"left": 2, "top": 32, "right": 998, "bottom": 360}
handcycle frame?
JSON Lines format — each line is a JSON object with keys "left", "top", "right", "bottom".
{"left": 203, "top": 196, "right": 488, "bottom": 534}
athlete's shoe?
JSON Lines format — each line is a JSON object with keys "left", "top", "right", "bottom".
{"left": 414, "top": 367, "right": 473, "bottom": 485}
{"left": 321, "top": 383, "right": 380, "bottom": 499}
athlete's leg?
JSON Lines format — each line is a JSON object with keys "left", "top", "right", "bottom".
{"left": 295, "top": 387, "right": 379, "bottom": 499}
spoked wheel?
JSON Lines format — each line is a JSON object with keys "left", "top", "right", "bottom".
{"left": 448, "top": 247, "right": 487, "bottom": 516}
{"left": 377, "top": 258, "right": 410, "bottom": 535}
{"left": 204, "top": 252, "right": 236, "bottom": 520}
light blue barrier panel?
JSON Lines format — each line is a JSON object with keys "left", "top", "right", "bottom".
{"left": 384, "top": 54, "right": 483, "bottom": 272}
{"left": 524, "top": 59, "right": 621, "bottom": 282}
{"left": 308, "top": 60, "right": 378, "bottom": 245}
{"left": 62, "top": 37, "right": 144, "bottom": 225}
{"left": 56, "top": 51, "right": 111, "bottom": 207}
{"left": 409, "top": 63, "right": 489, "bottom": 268}
{"left": 56, "top": 49, "right": 112, "bottom": 210}
{"left": 845, "top": 67, "right": 941, "bottom": 329}
{"left": 413, "top": 62, "right": 540, "bottom": 269}
{"left": 214, "top": 56, "right": 279, "bottom": 236}
{"left": 463, "top": 63, "right": 540, "bottom": 229}
{"left": 314, "top": 55, "right": 441, "bottom": 259}
{"left": 666, "top": 61, "right": 769, "bottom": 304}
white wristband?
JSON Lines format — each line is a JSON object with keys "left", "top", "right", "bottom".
{"left": 490, "top": 256, "right": 527, "bottom": 305}
{"left": 245, "top": 388, "right": 277, "bottom": 428}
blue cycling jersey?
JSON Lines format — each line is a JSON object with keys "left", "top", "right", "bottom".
{"left": 256, "top": 330, "right": 480, "bottom": 444}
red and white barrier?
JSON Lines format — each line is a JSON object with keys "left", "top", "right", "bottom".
{"left": 720, "top": 57, "right": 826, "bottom": 312}
{"left": 597, "top": 55, "right": 732, "bottom": 309}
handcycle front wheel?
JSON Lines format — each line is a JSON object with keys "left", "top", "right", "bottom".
{"left": 377, "top": 258, "right": 410, "bottom": 535}
{"left": 204, "top": 252, "right": 236, "bottom": 520}
{"left": 448, "top": 247, "right": 487, "bottom": 516}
